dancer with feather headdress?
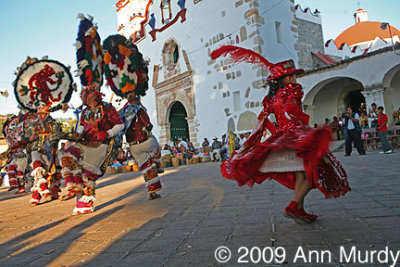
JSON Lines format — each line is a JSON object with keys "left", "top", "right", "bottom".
{"left": 13, "top": 55, "right": 73, "bottom": 206}
{"left": 211, "top": 46, "right": 350, "bottom": 224}
{"left": 103, "top": 34, "right": 163, "bottom": 200}
{"left": 65, "top": 14, "right": 124, "bottom": 215}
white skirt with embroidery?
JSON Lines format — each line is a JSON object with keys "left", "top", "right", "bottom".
{"left": 259, "top": 148, "right": 305, "bottom": 173}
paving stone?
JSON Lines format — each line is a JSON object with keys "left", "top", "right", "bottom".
{"left": 119, "top": 229, "right": 156, "bottom": 241}
{"left": 165, "top": 250, "right": 216, "bottom": 266}
{"left": 77, "top": 252, "right": 126, "bottom": 267}
{"left": 0, "top": 254, "right": 41, "bottom": 266}
{"left": 275, "top": 231, "right": 326, "bottom": 246}
{"left": 0, "top": 151, "right": 399, "bottom": 266}
{"left": 94, "top": 240, "right": 143, "bottom": 253}
{"left": 179, "top": 236, "right": 227, "bottom": 251}
{"left": 323, "top": 229, "right": 384, "bottom": 245}
{"left": 114, "top": 251, "right": 169, "bottom": 266}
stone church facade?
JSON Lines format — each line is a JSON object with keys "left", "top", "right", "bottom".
{"left": 115, "top": 0, "right": 347, "bottom": 146}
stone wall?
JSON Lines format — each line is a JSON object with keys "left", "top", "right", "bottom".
{"left": 296, "top": 18, "right": 324, "bottom": 70}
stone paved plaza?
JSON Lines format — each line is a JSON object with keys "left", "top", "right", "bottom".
{"left": 0, "top": 149, "right": 399, "bottom": 266}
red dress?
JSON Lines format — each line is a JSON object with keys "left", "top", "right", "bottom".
{"left": 221, "top": 83, "right": 350, "bottom": 198}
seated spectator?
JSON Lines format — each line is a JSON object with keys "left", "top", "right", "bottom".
{"left": 202, "top": 138, "right": 210, "bottom": 147}
{"left": 187, "top": 142, "right": 196, "bottom": 155}
{"left": 221, "top": 134, "right": 228, "bottom": 161}
{"left": 393, "top": 107, "right": 400, "bottom": 125}
{"left": 239, "top": 133, "right": 247, "bottom": 147}
{"left": 125, "top": 149, "right": 133, "bottom": 160}
{"left": 211, "top": 137, "right": 222, "bottom": 162}
{"left": 161, "top": 144, "right": 172, "bottom": 156}
{"left": 234, "top": 135, "right": 241, "bottom": 150}
{"left": 183, "top": 142, "right": 196, "bottom": 159}
{"left": 178, "top": 138, "right": 188, "bottom": 151}
{"left": 361, "top": 120, "right": 369, "bottom": 139}
{"left": 117, "top": 148, "right": 127, "bottom": 164}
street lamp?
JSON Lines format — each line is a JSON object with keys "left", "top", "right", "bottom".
{"left": 380, "top": 22, "right": 400, "bottom": 55}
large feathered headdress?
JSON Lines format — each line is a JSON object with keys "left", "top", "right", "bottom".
{"left": 210, "top": 45, "right": 303, "bottom": 81}
{"left": 13, "top": 57, "right": 74, "bottom": 112}
{"left": 75, "top": 14, "right": 104, "bottom": 97}
{"left": 102, "top": 34, "right": 149, "bottom": 98}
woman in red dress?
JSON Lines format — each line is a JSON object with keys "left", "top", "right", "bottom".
{"left": 211, "top": 46, "right": 350, "bottom": 224}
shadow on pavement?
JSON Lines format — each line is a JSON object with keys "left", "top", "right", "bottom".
{"left": 0, "top": 205, "right": 125, "bottom": 266}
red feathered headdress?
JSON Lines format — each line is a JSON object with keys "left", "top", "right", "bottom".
{"left": 210, "top": 45, "right": 272, "bottom": 68}
{"left": 210, "top": 45, "right": 303, "bottom": 81}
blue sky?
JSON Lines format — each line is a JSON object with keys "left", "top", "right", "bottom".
{"left": 295, "top": 0, "right": 400, "bottom": 41}
{"left": 0, "top": 0, "right": 399, "bottom": 116}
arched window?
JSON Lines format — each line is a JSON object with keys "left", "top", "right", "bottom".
{"left": 160, "top": 0, "right": 172, "bottom": 24}
{"left": 162, "top": 39, "right": 179, "bottom": 71}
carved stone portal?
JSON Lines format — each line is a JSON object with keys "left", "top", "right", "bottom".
{"left": 153, "top": 46, "right": 197, "bottom": 146}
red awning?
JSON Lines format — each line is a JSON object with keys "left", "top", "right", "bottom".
{"left": 312, "top": 52, "right": 336, "bottom": 65}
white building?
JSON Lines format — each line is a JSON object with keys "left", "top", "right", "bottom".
{"left": 116, "top": 1, "right": 400, "bottom": 144}
{"left": 299, "top": 46, "right": 400, "bottom": 126}
{"left": 116, "top": 0, "right": 324, "bottom": 146}
{"left": 299, "top": 8, "right": 400, "bottom": 125}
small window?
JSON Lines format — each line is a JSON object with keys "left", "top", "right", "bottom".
{"left": 275, "top": 21, "right": 282, "bottom": 43}
{"left": 162, "top": 39, "right": 179, "bottom": 71}
{"left": 173, "top": 46, "right": 179, "bottom": 64}
{"left": 245, "top": 87, "right": 250, "bottom": 98}
{"left": 161, "top": 0, "right": 172, "bottom": 24}
{"left": 233, "top": 91, "right": 241, "bottom": 112}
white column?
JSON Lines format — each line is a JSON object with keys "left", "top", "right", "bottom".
{"left": 304, "top": 104, "right": 315, "bottom": 126}
{"left": 362, "top": 88, "right": 386, "bottom": 110}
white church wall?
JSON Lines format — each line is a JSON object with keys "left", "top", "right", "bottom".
{"left": 311, "top": 82, "right": 343, "bottom": 124}
{"left": 117, "top": 0, "right": 300, "bottom": 145}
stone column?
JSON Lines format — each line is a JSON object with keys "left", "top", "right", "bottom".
{"left": 159, "top": 122, "right": 171, "bottom": 146}
{"left": 187, "top": 117, "right": 199, "bottom": 148}
{"left": 362, "top": 88, "right": 386, "bottom": 110}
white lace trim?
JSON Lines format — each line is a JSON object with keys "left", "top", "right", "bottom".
{"left": 259, "top": 148, "right": 305, "bottom": 173}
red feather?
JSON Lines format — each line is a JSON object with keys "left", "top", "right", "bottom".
{"left": 210, "top": 45, "right": 272, "bottom": 69}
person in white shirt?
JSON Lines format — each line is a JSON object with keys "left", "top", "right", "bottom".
{"left": 167, "top": 139, "right": 175, "bottom": 149}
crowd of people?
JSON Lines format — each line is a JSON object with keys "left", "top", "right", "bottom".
{"left": 158, "top": 132, "right": 251, "bottom": 163}
{"left": 318, "top": 102, "right": 397, "bottom": 155}
{"left": 0, "top": 16, "right": 164, "bottom": 215}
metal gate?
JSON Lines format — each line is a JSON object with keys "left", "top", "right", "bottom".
{"left": 169, "top": 101, "right": 189, "bottom": 141}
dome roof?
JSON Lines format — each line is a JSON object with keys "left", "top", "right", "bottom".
{"left": 334, "top": 21, "right": 400, "bottom": 47}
